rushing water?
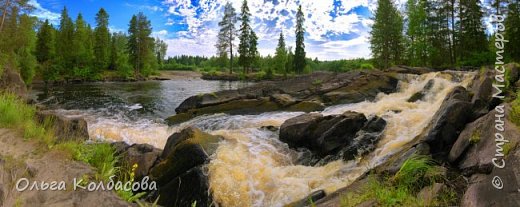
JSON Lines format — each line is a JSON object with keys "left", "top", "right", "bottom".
{"left": 30, "top": 79, "right": 252, "bottom": 147}
{"left": 31, "top": 72, "right": 474, "bottom": 207}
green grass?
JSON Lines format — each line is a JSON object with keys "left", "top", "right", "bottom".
{"left": 511, "top": 91, "right": 520, "bottom": 127}
{"left": 340, "top": 156, "right": 456, "bottom": 207}
{"left": 0, "top": 93, "right": 55, "bottom": 146}
{"left": 1, "top": 93, "right": 145, "bottom": 202}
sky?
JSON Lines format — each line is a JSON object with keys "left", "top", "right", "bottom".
{"left": 27, "top": 0, "right": 493, "bottom": 61}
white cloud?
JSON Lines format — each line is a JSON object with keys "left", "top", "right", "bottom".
{"left": 27, "top": 0, "right": 60, "bottom": 25}
{"left": 160, "top": 0, "right": 378, "bottom": 60}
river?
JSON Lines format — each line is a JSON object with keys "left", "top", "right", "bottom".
{"left": 30, "top": 72, "right": 474, "bottom": 207}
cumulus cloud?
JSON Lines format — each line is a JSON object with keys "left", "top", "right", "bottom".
{"left": 161, "top": 0, "right": 377, "bottom": 60}
{"left": 27, "top": 0, "right": 60, "bottom": 25}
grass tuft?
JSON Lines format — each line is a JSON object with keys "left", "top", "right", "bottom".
{"left": 340, "top": 156, "right": 455, "bottom": 207}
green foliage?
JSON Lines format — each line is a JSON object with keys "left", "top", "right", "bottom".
{"left": 127, "top": 12, "right": 157, "bottom": 78}
{"left": 94, "top": 8, "right": 111, "bottom": 71}
{"left": 340, "top": 156, "right": 454, "bottom": 207}
{"left": 294, "top": 5, "right": 306, "bottom": 74}
{"left": 505, "top": 2, "right": 520, "bottom": 62}
{"left": 116, "top": 163, "right": 147, "bottom": 202}
{"left": 370, "top": 0, "right": 404, "bottom": 69}
{"left": 216, "top": 2, "right": 238, "bottom": 73}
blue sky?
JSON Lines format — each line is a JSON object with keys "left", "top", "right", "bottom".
{"left": 28, "top": 0, "right": 411, "bottom": 60}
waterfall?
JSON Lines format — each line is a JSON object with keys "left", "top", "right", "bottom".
{"left": 201, "top": 72, "right": 474, "bottom": 207}
{"left": 57, "top": 71, "right": 475, "bottom": 207}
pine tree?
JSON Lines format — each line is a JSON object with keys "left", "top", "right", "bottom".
{"left": 110, "top": 32, "right": 132, "bottom": 77}
{"left": 248, "top": 30, "right": 258, "bottom": 72}
{"left": 505, "top": 0, "right": 520, "bottom": 62}
{"left": 274, "top": 31, "right": 287, "bottom": 75}
{"left": 458, "top": 0, "right": 488, "bottom": 63}
{"left": 216, "top": 2, "right": 237, "bottom": 74}
{"left": 294, "top": 5, "right": 306, "bottom": 74}
{"left": 127, "top": 12, "right": 155, "bottom": 77}
{"left": 406, "top": 0, "right": 429, "bottom": 66}
{"left": 286, "top": 47, "right": 294, "bottom": 73}
{"left": 370, "top": 0, "right": 404, "bottom": 68}
{"left": 0, "top": 0, "right": 32, "bottom": 32}
{"left": 57, "top": 6, "right": 75, "bottom": 76}
{"left": 36, "top": 19, "right": 55, "bottom": 63}
{"left": 238, "top": 0, "right": 252, "bottom": 73}
{"left": 94, "top": 8, "right": 111, "bottom": 71}
{"left": 72, "top": 13, "right": 93, "bottom": 76}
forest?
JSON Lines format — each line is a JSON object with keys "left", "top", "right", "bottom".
{"left": 1, "top": 0, "right": 520, "bottom": 84}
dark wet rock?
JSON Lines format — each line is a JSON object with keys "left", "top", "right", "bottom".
{"left": 314, "top": 178, "right": 370, "bottom": 207}
{"left": 385, "top": 65, "right": 434, "bottom": 75}
{"left": 506, "top": 63, "right": 520, "bottom": 85}
{"left": 34, "top": 111, "right": 89, "bottom": 141}
{"left": 421, "top": 86, "right": 473, "bottom": 159}
{"left": 279, "top": 112, "right": 367, "bottom": 156}
{"left": 123, "top": 144, "right": 162, "bottom": 180}
{"left": 110, "top": 141, "right": 131, "bottom": 156}
{"left": 156, "top": 165, "right": 211, "bottom": 207}
{"left": 288, "top": 190, "right": 326, "bottom": 207}
{"left": 469, "top": 69, "right": 498, "bottom": 120}
{"left": 342, "top": 116, "right": 387, "bottom": 161}
{"left": 279, "top": 113, "right": 324, "bottom": 149}
{"left": 418, "top": 183, "right": 446, "bottom": 204}
{"left": 169, "top": 71, "right": 398, "bottom": 125}
{"left": 150, "top": 127, "right": 221, "bottom": 185}
{"left": 449, "top": 104, "right": 520, "bottom": 176}
{"left": 260, "top": 125, "right": 279, "bottom": 132}
{"left": 407, "top": 79, "right": 435, "bottom": 102}
{"left": 375, "top": 142, "right": 430, "bottom": 175}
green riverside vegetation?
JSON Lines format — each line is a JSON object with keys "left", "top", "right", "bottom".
{"left": 340, "top": 156, "right": 457, "bottom": 206}
{"left": 0, "top": 93, "right": 143, "bottom": 202}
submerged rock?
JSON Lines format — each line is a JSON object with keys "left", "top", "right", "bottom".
{"left": 149, "top": 127, "right": 221, "bottom": 207}
{"left": 407, "top": 79, "right": 434, "bottom": 102}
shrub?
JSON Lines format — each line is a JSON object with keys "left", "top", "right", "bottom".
{"left": 340, "top": 156, "right": 454, "bottom": 207}
{"left": 360, "top": 63, "right": 375, "bottom": 70}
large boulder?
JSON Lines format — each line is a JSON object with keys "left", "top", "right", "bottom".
{"left": 35, "top": 111, "right": 89, "bottom": 141}
{"left": 385, "top": 65, "right": 434, "bottom": 75}
{"left": 341, "top": 116, "right": 387, "bottom": 161}
{"left": 321, "top": 73, "right": 398, "bottom": 105}
{"left": 156, "top": 166, "right": 211, "bottom": 207}
{"left": 449, "top": 104, "right": 520, "bottom": 176}
{"left": 121, "top": 144, "right": 162, "bottom": 181}
{"left": 279, "top": 111, "right": 367, "bottom": 156}
{"left": 469, "top": 69, "right": 498, "bottom": 120}
{"left": 150, "top": 127, "right": 221, "bottom": 184}
{"left": 149, "top": 127, "right": 222, "bottom": 207}
{"left": 461, "top": 148, "right": 520, "bottom": 207}
{"left": 422, "top": 86, "right": 473, "bottom": 159}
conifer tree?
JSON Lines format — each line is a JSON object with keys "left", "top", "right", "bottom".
{"left": 458, "top": 0, "right": 488, "bottom": 62}
{"left": 294, "top": 5, "right": 306, "bottom": 74}
{"left": 216, "top": 2, "right": 237, "bottom": 74}
{"left": 94, "top": 8, "right": 111, "bottom": 71}
{"left": 505, "top": 0, "right": 520, "bottom": 62}
{"left": 238, "top": 0, "right": 253, "bottom": 73}
{"left": 274, "top": 32, "right": 287, "bottom": 75}
{"left": 370, "top": 0, "right": 404, "bottom": 68}
{"left": 57, "top": 6, "right": 75, "bottom": 75}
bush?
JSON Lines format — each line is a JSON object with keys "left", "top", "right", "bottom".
{"left": 360, "top": 63, "right": 375, "bottom": 70}
{"left": 340, "top": 156, "right": 455, "bottom": 207}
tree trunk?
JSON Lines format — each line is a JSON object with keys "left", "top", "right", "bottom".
{"left": 0, "top": 0, "right": 11, "bottom": 32}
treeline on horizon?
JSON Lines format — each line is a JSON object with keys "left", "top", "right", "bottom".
{"left": 0, "top": 1, "right": 168, "bottom": 84}
{"left": 163, "top": 0, "right": 520, "bottom": 76}
{"left": 371, "top": 0, "right": 520, "bottom": 69}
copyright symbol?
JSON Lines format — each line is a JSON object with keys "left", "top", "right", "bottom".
{"left": 492, "top": 176, "right": 503, "bottom": 189}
